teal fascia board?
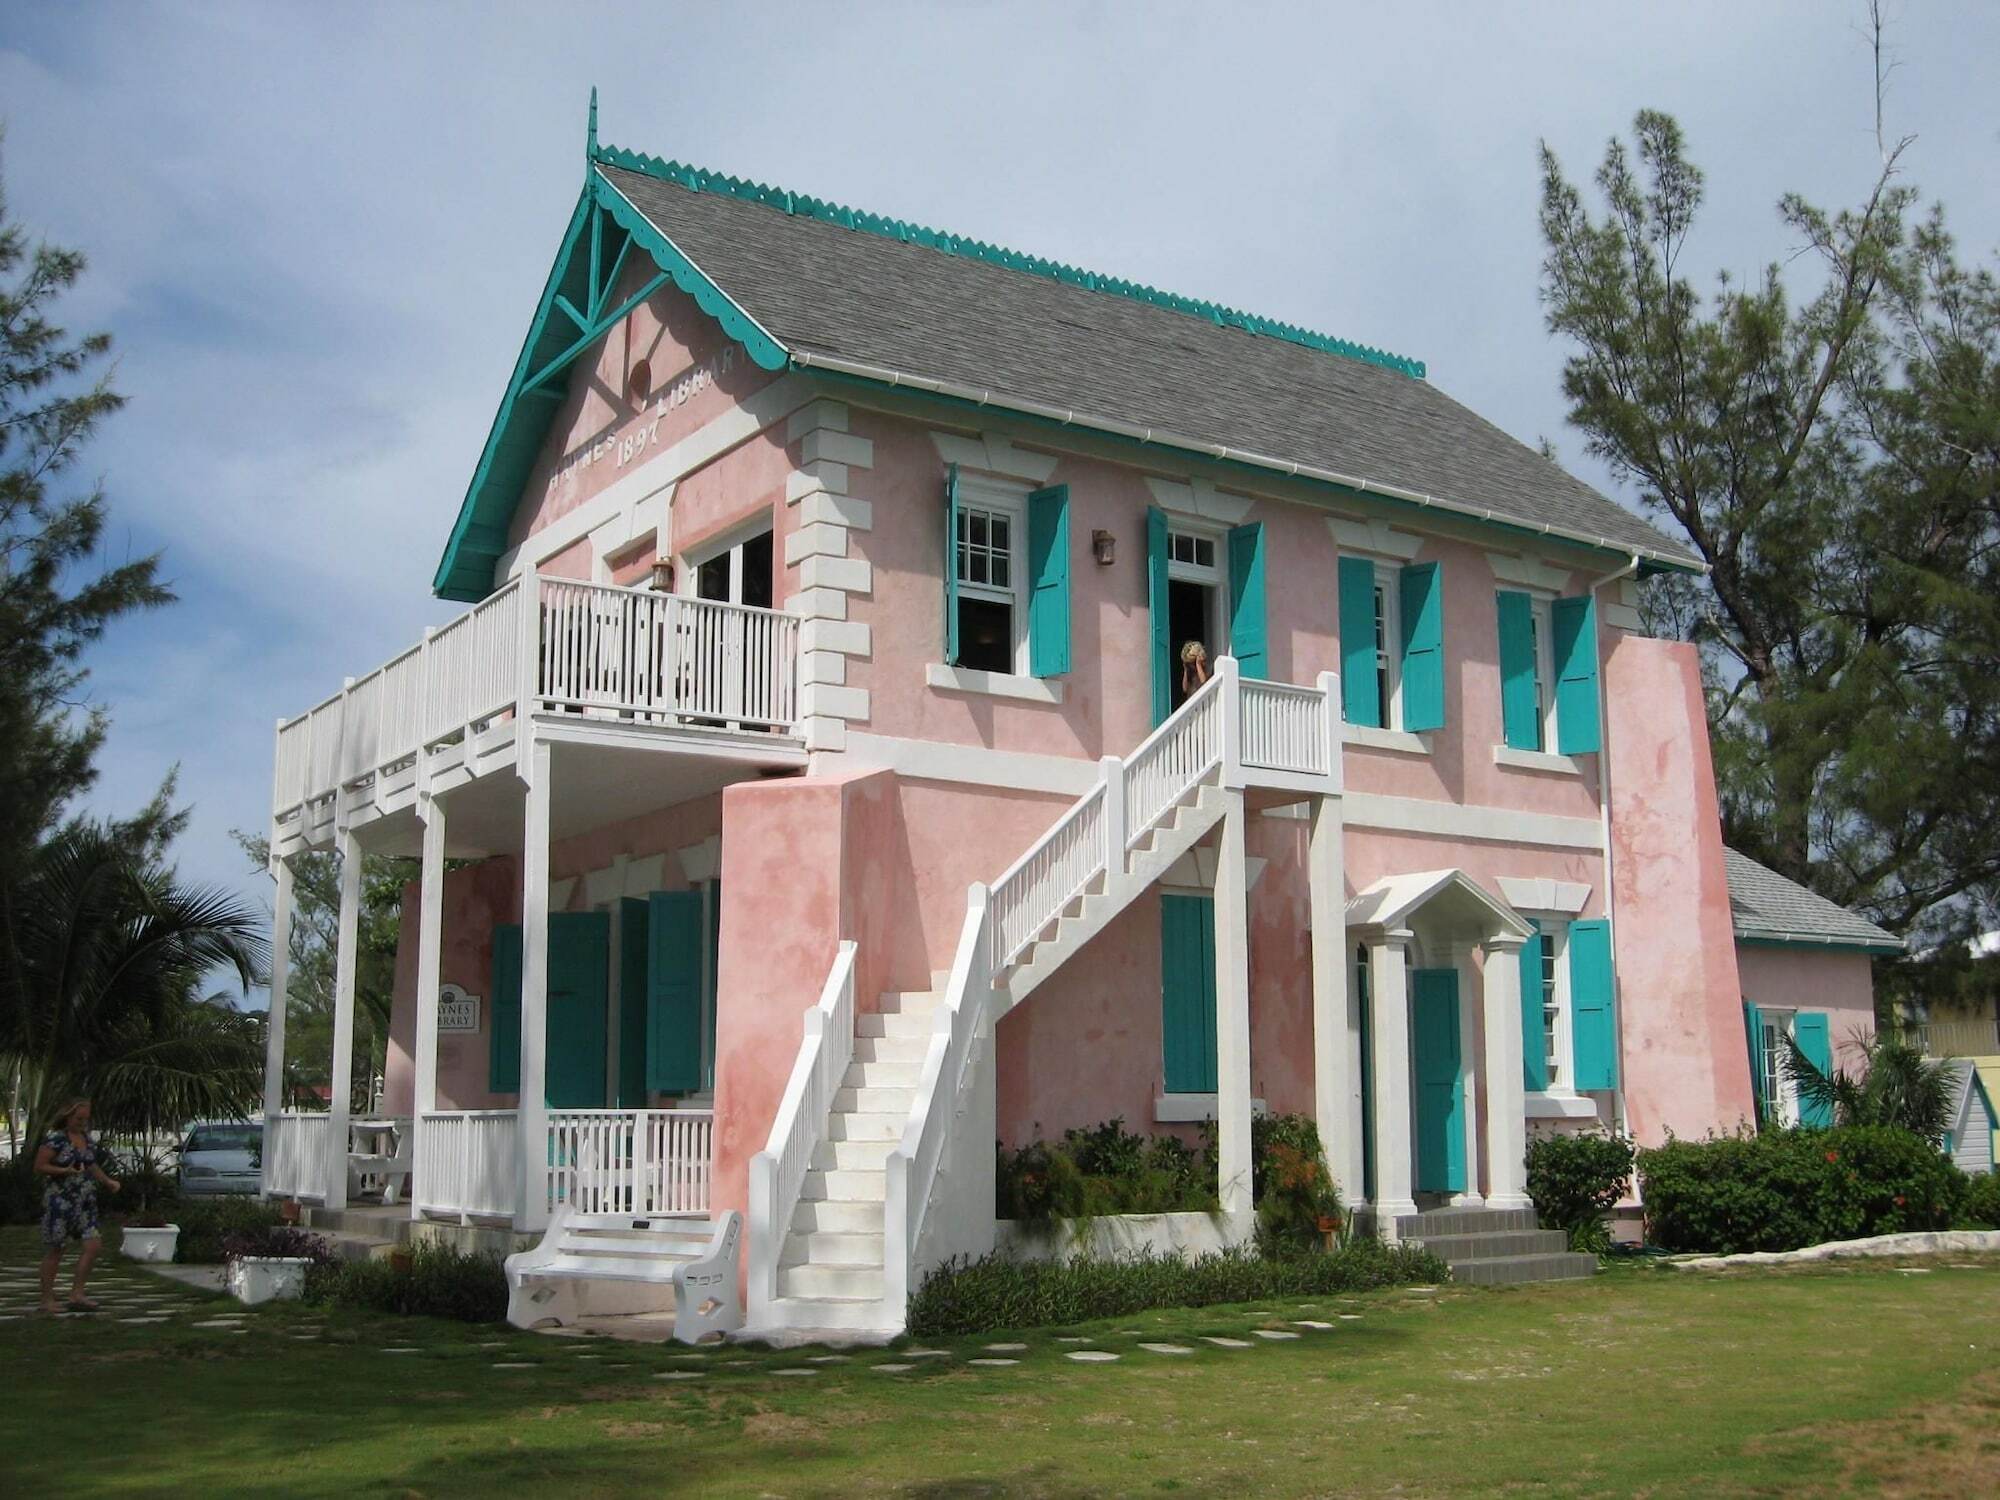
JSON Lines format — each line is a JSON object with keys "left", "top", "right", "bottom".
{"left": 431, "top": 168, "right": 789, "bottom": 602}
{"left": 1736, "top": 936, "right": 1904, "bottom": 957}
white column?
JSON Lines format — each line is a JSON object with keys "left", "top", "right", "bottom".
{"left": 1212, "top": 786, "right": 1254, "bottom": 1232}
{"left": 515, "top": 737, "right": 552, "bottom": 1233}
{"left": 1482, "top": 932, "right": 1533, "bottom": 1210}
{"left": 261, "top": 853, "right": 294, "bottom": 1198}
{"left": 1308, "top": 797, "right": 1360, "bottom": 1201}
{"left": 412, "top": 793, "right": 447, "bottom": 1220}
{"left": 1368, "top": 929, "right": 1419, "bottom": 1237}
{"left": 325, "top": 828, "right": 362, "bottom": 1210}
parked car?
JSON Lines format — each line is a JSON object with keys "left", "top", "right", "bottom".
{"left": 177, "top": 1121, "right": 263, "bottom": 1196}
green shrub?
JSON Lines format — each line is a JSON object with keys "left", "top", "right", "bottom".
{"left": 221, "top": 1225, "right": 336, "bottom": 1265}
{"left": 1960, "top": 1172, "right": 2000, "bottom": 1229}
{"left": 1526, "top": 1131, "right": 1635, "bottom": 1253}
{"left": 0, "top": 1161, "right": 39, "bottom": 1226}
{"left": 997, "top": 1119, "right": 1217, "bottom": 1226}
{"left": 908, "top": 1238, "right": 1447, "bottom": 1337}
{"left": 169, "top": 1196, "right": 286, "bottom": 1263}
{"left": 1248, "top": 1116, "right": 1344, "bottom": 1257}
{"left": 304, "top": 1241, "right": 508, "bottom": 1323}
{"left": 1639, "top": 1126, "right": 1967, "bottom": 1254}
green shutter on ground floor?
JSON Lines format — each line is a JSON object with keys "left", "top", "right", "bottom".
{"left": 1520, "top": 920, "right": 1549, "bottom": 1091}
{"left": 1338, "top": 555, "right": 1380, "bottom": 726}
{"left": 1568, "top": 919, "right": 1617, "bottom": 1090}
{"left": 489, "top": 924, "right": 522, "bottom": 1093}
{"left": 1412, "top": 968, "right": 1465, "bottom": 1193}
{"left": 618, "top": 898, "right": 650, "bottom": 1107}
{"left": 1793, "top": 1012, "right": 1833, "bottom": 1127}
{"left": 646, "top": 890, "right": 704, "bottom": 1094}
{"left": 545, "top": 911, "right": 609, "bottom": 1109}
{"left": 1160, "top": 894, "right": 1218, "bottom": 1094}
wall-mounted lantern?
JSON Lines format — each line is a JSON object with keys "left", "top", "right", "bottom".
{"left": 649, "top": 559, "right": 675, "bottom": 593}
{"left": 1092, "top": 529, "right": 1116, "bottom": 566}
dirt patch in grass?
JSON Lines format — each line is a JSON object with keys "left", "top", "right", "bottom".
{"left": 602, "top": 1420, "right": 668, "bottom": 1439}
{"left": 1788, "top": 1366, "right": 2000, "bottom": 1497}
{"left": 743, "top": 1410, "right": 824, "bottom": 1442}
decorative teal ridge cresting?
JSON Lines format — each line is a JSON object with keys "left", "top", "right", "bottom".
{"left": 590, "top": 140, "right": 1427, "bottom": 380}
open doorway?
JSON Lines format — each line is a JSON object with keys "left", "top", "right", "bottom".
{"left": 1166, "top": 527, "right": 1224, "bottom": 711}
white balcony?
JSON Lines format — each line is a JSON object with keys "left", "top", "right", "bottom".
{"left": 271, "top": 576, "right": 804, "bottom": 856}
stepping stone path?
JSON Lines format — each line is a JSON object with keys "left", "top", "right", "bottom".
{"left": 903, "top": 1349, "right": 950, "bottom": 1359}
{"left": 983, "top": 1342, "right": 1027, "bottom": 1352}
{"left": 872, "top": 1363, "right": 914, "bottom": 1373}
{"left": 807, "top": 1354, "right": 850, "bottom": 1363}
{"left": 1293, "top": 1321, "right": 1334, "bottom": 1330}
{"left": 653, "top": 1371, "right": 702, "bottom": 1381}
{"left": 1339, "top": 1314, "right": 1363, "bottom": 1321}
{"left": 1065, "top": 1350, "right": 1119, "bottom": 1362}
{"left": 773, "top": 1368, "right": 818, "bottom": 1377}
{"left": 966, "top": 1358, "right": 1019, "bottom": 1367}
{"left": 491, "top": 1362, "right": 536, "bottom": 1370}
{"left": 1252, "top": 1330, "right": 1301, "bottom": 1341}
{"left": 1055, "top": 1336, "right": 1090, "bottom": 1344}
{"left": 1139, "top": 1343, "right": 1194, "bottom": 1355}
{"left": 1201, "top": 1336, "right": 1252, "bottom": 1348}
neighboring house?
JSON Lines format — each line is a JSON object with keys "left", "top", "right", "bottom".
{"left": 1725, "top": 848, "right": 1903, "bottom": 1127}
{"left": 1940, "top": 1061, "right": 1997, "bottom": 1177}
{"left": 260, "top": 113, "right": 1831, "bottom": 1336}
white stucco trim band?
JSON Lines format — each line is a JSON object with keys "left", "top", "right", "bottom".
{"left": 924, "top": 663, "right": 1065, "bottom": 704}
{"left": 784, "top": 399, "right": 876, "bottom": 753}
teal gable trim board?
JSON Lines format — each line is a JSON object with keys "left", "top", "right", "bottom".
{"left": 943, "top": 464, "right": 962, "bottom": 665}
{"left": 1161, "top": 894, "right": 1218, "bottom": 1094}
{"left": 1551, "top": 594, "right": 1601, "bottom": 755}
{"left": 1793, "top": 1013, "right": 1834, "bottom": 1128}
{"left": 1569, "top": 919, "right": 1618, "bottom": 1090}
{"left": 1337, "top": 555, "right": 1379, "bottom": 726}
{"left": 1496, "top": 590, "right": 1541, "bottom": 752}
{"left": 1227, "top": 523, "right": 1268, "bottom": 679}
{"left": 1736, "top": 936, "right": 1905, "bottom": 957}
{"left": 1519, "top": 921, "right": 1549, "bottom": 1091}
{"left": 1147, "top": 507, "right": 1172, "bottom": 726}
{"left": 489, "top": 925, "right": 523, "bottom": 1094}
{"left": 1027, "top": 484, "right": 1071, "bottom": 677}
{"left": 432, "top": 169, "right": 788, "bottom": 603}
{"left": 591, "top": 140, "right": 1425, "bottom": 380}
{"left": 1398, "top": 561, "right": 1445, "bottom": 732}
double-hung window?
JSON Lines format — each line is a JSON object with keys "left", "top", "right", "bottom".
{"left": 944, "top": 468, "right": 1072, "bottom": 679}
{"left": 1371, "top": 573, "right": 1401, "bottom": 729}
{"left": 1339, "top": 554, "right": 1443, "bottom": 731}
{"left": 954, "top": 498, "right": 1019, "bottom": 674}
{"left": 1758, "top": 1009, "right": 1798, "bottom": 1126}
{"left": 1498, "top": 587, "right": 1600, "bottom": 754}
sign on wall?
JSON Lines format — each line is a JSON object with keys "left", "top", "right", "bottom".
{"left": 438, "top": 984, "right": 481, "bottom": 1033}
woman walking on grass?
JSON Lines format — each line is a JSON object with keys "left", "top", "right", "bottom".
{"left": 35, "top": 1098, "right": 121, "bottom": 1314}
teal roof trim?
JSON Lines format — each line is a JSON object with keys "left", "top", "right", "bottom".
{"left": 432, "top": 170, "right": 787, "bottom": 601}
{"left": 591, "top": 141, "right": 1427, "bottom": 381}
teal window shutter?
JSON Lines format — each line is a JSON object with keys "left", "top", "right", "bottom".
{"left": 545, "top": 911, "right": 609, "bottom": 1109}
{"left": 1742, "top": 1001, "right": 1766, "bottom": 1120}
{"left": 1496, "top": 590, "right": 1542, "bottom": 751}
{"left": 1338, "top": 555, "right": 1380, "bottom": 727}
{"left": 488, "top": 924, "right": 522, "bottom": 1094}
{"left": 1147, "top": 506, "right": 1171, "bottom": 725}
{"left": 943, "top": 463, "right": 961, "bottom": 666}
{"left": 1027, "top": 484, "right": 1071, "bottom": 677}
{"left": 1793, "top": 1013, "right": 1834, "bottom": 1127}
{"left": 1551, "top": 594, "right": 1601, "bottom": 754}
{"left": 1398, "top": 561, "right": 1445, "bottom": 731}
{"left": 646, "top": 891, "right": 704, "bottom": 1093}
{"left": 1519, "top": 920, "right": 1549, "bottom": 1091}
{"left": 617, "top": 898, "right": 650, "bottom": 1108}
{"left": 1568, "top": 919, "right": 1617, "bottom": 1089}
{"left": 1160, "top": 894, "right": 1218, "bottom": 1093}
{"left": 1226, "top": 522, "right": 1268, "bottom": 679}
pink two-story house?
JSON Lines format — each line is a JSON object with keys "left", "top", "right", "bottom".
{"left": 259, "top": 109, "right": 1860, "bottom": 1337}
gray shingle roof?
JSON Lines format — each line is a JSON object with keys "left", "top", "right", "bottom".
{"left": 597, "top": 161, "right": 1697, "bottom": 569}
{"left": 1724, "top": 848, "right": 1903, "bottom": 951}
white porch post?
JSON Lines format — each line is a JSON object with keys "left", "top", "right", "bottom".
{"left": 515, "top": 737, "right": 552, "bottom": 1233}
{"left": 1368, "top": 929, "right": 1419, "bottom": 1238}
{"left": 325, "top": 828, "right": 362, "bottom": 1210}
{"left": 1212, "top": 786, "right": 1254, "bottom": 1232}
{"left": 1482, "top": 933, "right": 1533, "bottom": 1210}
{"left": 1307, "top": 797, "right": 1360, "bottom": 1202}
{"left": 411, "top": 792, "right": 447, "bottom": 1220}
{"left": 261, "top": 851, "right": 294, "bottom": 1198}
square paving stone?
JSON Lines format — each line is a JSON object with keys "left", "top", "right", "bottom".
{"left": 491, "top": 1362, "right": 537, "bottom": 1370}
{"left": 652, "top": 1371, "right": 702, "bottom": 1380}
{"left": 773, "top": 1368, "right": 818, "bottom": 1377}
{"left": 983, "top": 1342, "right": 1027, "bottom": 1352}
{"left": 1065, "top": 1350, "right": 1119, "bottom": 1362}
{"left": 966, "top": 1358, "right": 1019, "bottom": 1367}
{"left": 1139, "top": 1343, "right": 1194, "bottom": 1355}
{"left": 1201, "top": 1337, "right": 1252, "bottom": 1348}
{"left": 1294, "top": 1320, "right": 1334, "bottom": 1330}
{"left": 1253, "top": 1330, "right": 1301, "bottom": 1341}
{"left": 807, "top": 1354, "right": 850, "bottom": 1363}
{"left": 872, "top": 1363, "right": 915, "bottom": 1373}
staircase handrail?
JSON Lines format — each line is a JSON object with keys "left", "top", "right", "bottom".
{"left": 1121, "top": 656, "right": 1231, "bottom": 850}
{"left": 747, "top": 940, "right": 857, "bottom": 1317}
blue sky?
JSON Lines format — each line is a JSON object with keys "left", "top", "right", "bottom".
{"left": 4, "top": 2, "right": 1998, "bottom": 1005}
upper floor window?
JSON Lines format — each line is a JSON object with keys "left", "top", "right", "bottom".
{"left": 953, "top": 500, "right": 1020, "bottom": 674}
{"left": 1338, "top": 555, "right": 1442, "bottom": 732}
{"left": 943, "top": 466, "right": 1072, "bottom": 680}
{"left": 1498, "top": 588, "right": 1600, "bottom": 755}
{"left": 1370, "top": 573, "right": 1401, "bottom": 729}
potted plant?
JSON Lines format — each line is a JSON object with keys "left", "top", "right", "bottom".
{"left": 117, "top": 1149, "right": 181, "bottom": 1263}
{"left": 223, "top": 1226, "right": 331, "bottom": 1306}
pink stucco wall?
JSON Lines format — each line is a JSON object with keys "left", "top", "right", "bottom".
{"left": 1734, "top": 945, "right": 1879, "bottom": 1069}
{"left": 1605, "top": 635, "right": 1754, "bottom": 1145}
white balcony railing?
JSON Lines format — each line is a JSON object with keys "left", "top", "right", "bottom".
{"left": 414, "top": 1110, "right": 521, "bottom": 1220}
{"left": 546, "top": 1108, "right": 715, "bottom": 1217}
{"left": 1895, "top": 1018, "right": 2000, "bottom": 1059}
{"left": 273, "top": 575, "right": 801, "bottom": 823}
{"left": 262, "top": 1111, "right": 331, "bottom": 1201}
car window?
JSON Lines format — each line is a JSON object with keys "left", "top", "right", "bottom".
{"left": 185, "top": 1125, "right": 261, "bottom": 1153}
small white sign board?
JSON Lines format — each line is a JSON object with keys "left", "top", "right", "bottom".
{"left": 437, "top": 983, "right": 480, "bottom": 1033}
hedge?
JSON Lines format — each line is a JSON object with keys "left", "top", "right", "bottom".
{"left": 304, "top": 1241, "right": 509, "bottom": 1323}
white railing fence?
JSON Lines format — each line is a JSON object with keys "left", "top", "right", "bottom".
{"left": 748, "top": 941, "right": 859, "bottom": 1313}
{"left": 1895, "top": 1017, "right": 2000, "bottom": 1059}
{"left": 545, "top": 1108, "right": 715, "bottom": 1217}
{"left": 1239, "top": 675, "right": 1337, "bottom": 777}
{"left": 273, "top": 574, "right": 802, "bottom": 823}
{"left": 989, "top": 784, "right": 1108, "bottom": 971}
{"left": 1122, "top": 662, "right": 1228, "bottom": 851}
{"left": 262, "top": 1111, "right": 330, "bottom": 1201}
{"left": 415, "top": 1110, "right": 520, "bottom": 1220}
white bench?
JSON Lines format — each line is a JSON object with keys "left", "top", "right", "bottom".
{"left": 505, "top": 1205, "right": 742, "bottom": 1344}
{"left": 346, "top": 1118, "right": 413, "bottom": 1205}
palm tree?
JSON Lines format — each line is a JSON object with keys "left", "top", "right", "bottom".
{"left": 1781, "top": 1030, "right": 1956, "bottom": 1145}
{"left": 0, "top": 825, "right": 268, "bottom": 1146}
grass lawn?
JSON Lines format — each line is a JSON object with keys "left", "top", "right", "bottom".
{"left": 2, "top": 1227, "right": 1997, "bottom": 1497}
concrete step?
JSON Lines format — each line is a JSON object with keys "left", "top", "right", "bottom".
{"left": 842, "top": 1057, "right": 924, "bottom": 1090}
{"left": 833, "top": 1085, "right": 915, "bottom": 1114}
{"left": 855, "top": 1009, "right": 931, "bottom": 1040}
{"left": 799, "top": 1167, "right": 885, "bottom": 1202}
{"left": 302, "top": 1206, "right": 414, "bottom": 1243}
{"left": 851, "top": 1033, "right": 929, "bottom": 1065}
{"left": 825, "top": 1111, "right": 904, "bottom": 1144}
{"left": 756, "top": 1294, "right": 897, "bottom": 1334}
{"left": 878, "top": 991, "right": 940, "bottom": 1016}
{"left": 791, "top": 1197, "right": 883, "bottom": 1235}
{"left": 778, "top": 1262, "right": 885, "bottom": 1300}
{"left": 1395, "top": 1206, "right": 1539, "bottom": 1238}
{"left": 779, "top": 1230, "right": 885, "bottom": 1268}
{"left": 812, "top": 1137, "right": 896, "bottom": 1172}
{"left": 1446, "top": 1252, "right": 1598, "bottom": 1287}
{"left": 1412, "top": 1229, "right": 1569, "bottom": 1261}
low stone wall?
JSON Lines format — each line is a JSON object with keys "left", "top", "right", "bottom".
{"left": 994, "top": 1211, "right": 1238, "bottom": 1263}
{"left": 1672, "top": 1229, "right": 2000, "bottom": 1270}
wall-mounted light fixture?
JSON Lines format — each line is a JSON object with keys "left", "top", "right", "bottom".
{"left": 1092, "top": 529, "right": 1116, "bottom": 566}
{"left": 649, "top": 559, "right": 675, "bottom": 593}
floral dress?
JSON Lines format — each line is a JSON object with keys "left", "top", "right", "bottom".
{"left": 40, "top": 1131, "right": 101, "bottom": 1247}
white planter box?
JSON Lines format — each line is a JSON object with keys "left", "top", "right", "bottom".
{"left": 120, "top": 1226, "right": 180, "bottom": 1263}
{"left": 995, "top": 1211, "right": 1238, "bottom": 1264}
{"left": 228, "top": 1255, "right": 312, "bottom": 1306}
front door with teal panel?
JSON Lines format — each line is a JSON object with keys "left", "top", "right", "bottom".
{"left": 647, "top": 891, "right": 704, "bottom": 1094}
{"left": 1160, "top": 894, "right": 1218, "bottom": 1094}
{"left": 546, "top": 911, "right": 609, "bottom": 1109}
{"left": 1412, "top": 968, "right": 1465, "bottom": 1194}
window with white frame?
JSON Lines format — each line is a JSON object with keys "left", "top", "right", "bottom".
{"left": 953, "top": 482, "right": 1025, "bottom": 674}
{"left": 1372, "top": 567, "right": 1403, "bottom": 729}
{"left": 1166, "top": 523, "right": 1226, "bottom": 709}
{"left": 1527, "top": 597, "right": 1558, "bottom": 752}
{"left": 1540, "top": 927, "right": 1562, "bottom": 1088}
{"left": 1758, "top": 1009, "right": 1798, "bottom": 1125}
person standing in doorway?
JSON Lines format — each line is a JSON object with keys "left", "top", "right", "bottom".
{"left": 35, "top": 1099, "right": 121, "bottom": 1314}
